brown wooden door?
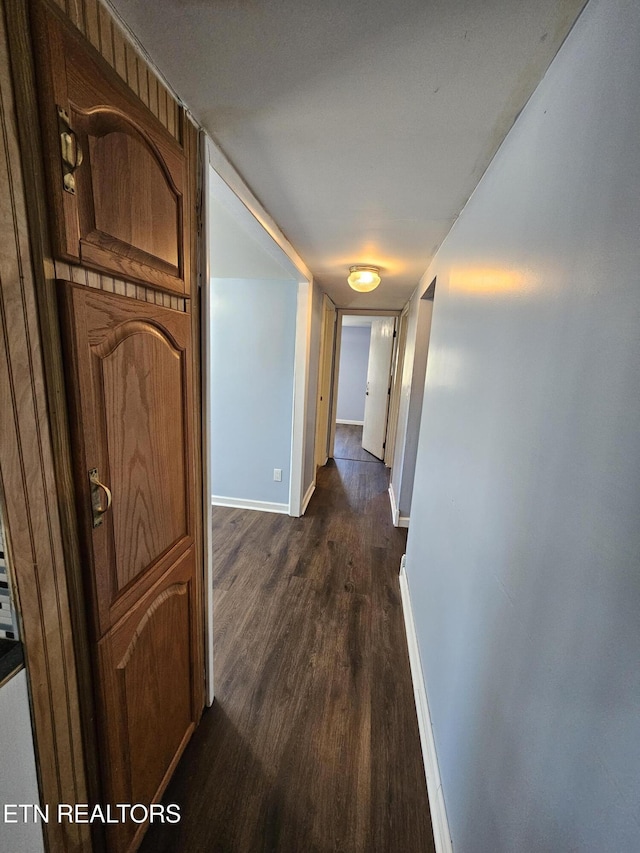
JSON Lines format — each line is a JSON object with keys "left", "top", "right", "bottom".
{"left": 58, "top": 282, "right": 203, "bottom": 853}
{"left": 31, "top": 0, "right": 189, "bottom": 295}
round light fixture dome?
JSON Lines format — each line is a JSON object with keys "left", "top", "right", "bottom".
{"left": 347, "top": 265, "right": 381, "bottom": 293}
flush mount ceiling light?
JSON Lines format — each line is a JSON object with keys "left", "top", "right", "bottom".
{"left": 347, "top": 265, "right": 381, "bottom": 293}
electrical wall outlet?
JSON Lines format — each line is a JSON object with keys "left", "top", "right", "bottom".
{"left": 273, "top": 468, "right": 282, "bottom": 482}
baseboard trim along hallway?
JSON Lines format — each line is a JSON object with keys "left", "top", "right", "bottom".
{"left": 399, "top": 557, "right": 453, "bottom": 853}
{"left": 211, "top": 495, "right": 289, "bottom": 514}
{"left": 388, "top": 484, "right": 411, "bottom": 528}
{"left": 388, "top": 484, "right": 400, "bottom": 525}
{"left": 301, "top": 481, "right": 315, "bottom": 514}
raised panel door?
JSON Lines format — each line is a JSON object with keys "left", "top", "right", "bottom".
{"left": 31, "top": 0, "right": 189, "bottom": 295}
{"left": 58, "top": 281, "right": 203, "bottom": 853}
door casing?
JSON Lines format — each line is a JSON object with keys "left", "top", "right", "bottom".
{"left": 329, "top": 309, "right": 401, "bottom": 461}
{"left": 384, "top": 304, "right": 410, "bottom": 469}
{"left": 315, "top": 294, "right": 337, "bottom": 468}
{"left": 202, "top": 138, "right": 313, "bottom": 703}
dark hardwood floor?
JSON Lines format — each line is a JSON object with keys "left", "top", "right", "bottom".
{"left": 140, "top": 451, "right": 434, "bottom": 853}
{"left": 333, "top": 422, "right": 381, "bottom": 463}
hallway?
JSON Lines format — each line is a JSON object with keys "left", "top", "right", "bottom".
{"left": 140, "top": 441, "right": 434, "bottom": 852}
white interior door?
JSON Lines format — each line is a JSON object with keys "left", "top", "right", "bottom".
{"left": 362, "top": 317, "right": 395, "bottom": 459}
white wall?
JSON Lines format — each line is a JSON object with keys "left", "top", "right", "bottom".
{"left": 405, "top": 0, "right": 640, "bottom": 850}
{"left": 208, "top": 166, "right": 313, "bottom": 515}
{"left": 336, "top": 326, "right": 371, "bottom": 423}
{"left": 210, "top": 277, "right": 297, "bottom": 509}
{"left": 209, "top": 193, "right": 295, "bottom": 281}
{"left": 0, "top": 671, "right": 45, "bottom": 853}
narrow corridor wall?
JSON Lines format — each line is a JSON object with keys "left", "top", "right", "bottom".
{"left": 405, "top": 0, "right": 640, "bottom": 849}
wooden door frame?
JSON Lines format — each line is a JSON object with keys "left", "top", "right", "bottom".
{"left": 329, "top": 309, "right": 400, "bottom": 461}
{"left": 2, "top": 3, "right": 94, "bottom": 849}
{"left": 2, "top": 3, "right": 205, "bottom": 849}
{"left": 314, "top": 294, "right": 337, "bottom": 469}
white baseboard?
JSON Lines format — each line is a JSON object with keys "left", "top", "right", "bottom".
{"left": 211, "top": 495, "right": 289, "bottom": 515}
{"left": 389, "top": 484, "right": 410, "bottom": 528}
{"left": 336, "top": 418, "right": 364, "bottom": 425}
{"left": 399, "top": 558, "right": 453, "bottom": 853}
{"left": 388, "top": 484, "right": 400, "bottom": 526}
{"left": 301, "top": 481, "right": 316, "bottom": 514}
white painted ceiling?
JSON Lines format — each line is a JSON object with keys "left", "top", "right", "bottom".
{"left": 111, "top": 0, "right": 586, "bottom": 309}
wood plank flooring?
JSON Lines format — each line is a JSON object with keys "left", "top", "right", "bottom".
{"left": 139, "top": 453, "right": 434, "bottom": 853}
{"left": 334, "top": 423, "right": 381, "bottom": 463}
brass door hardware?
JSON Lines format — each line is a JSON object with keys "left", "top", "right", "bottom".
{"left": 89, "top": 468, "right": 112, "bottom": 528}
{"left": 58, "top": 105, "right": 83, "bottom": 194}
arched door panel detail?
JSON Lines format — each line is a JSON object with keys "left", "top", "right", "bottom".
{"left": 32, "top": 1, "right": 190, "bottom": 295}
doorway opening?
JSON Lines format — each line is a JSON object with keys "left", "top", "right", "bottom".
{"left": 202, "top": 145, "right": 313, "bottom": 704}
{"left": 388, "top": 276, "right": 436, "bottom": 529}
{"left": 327, "top": 311, "right": 403, "bottom": 469}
